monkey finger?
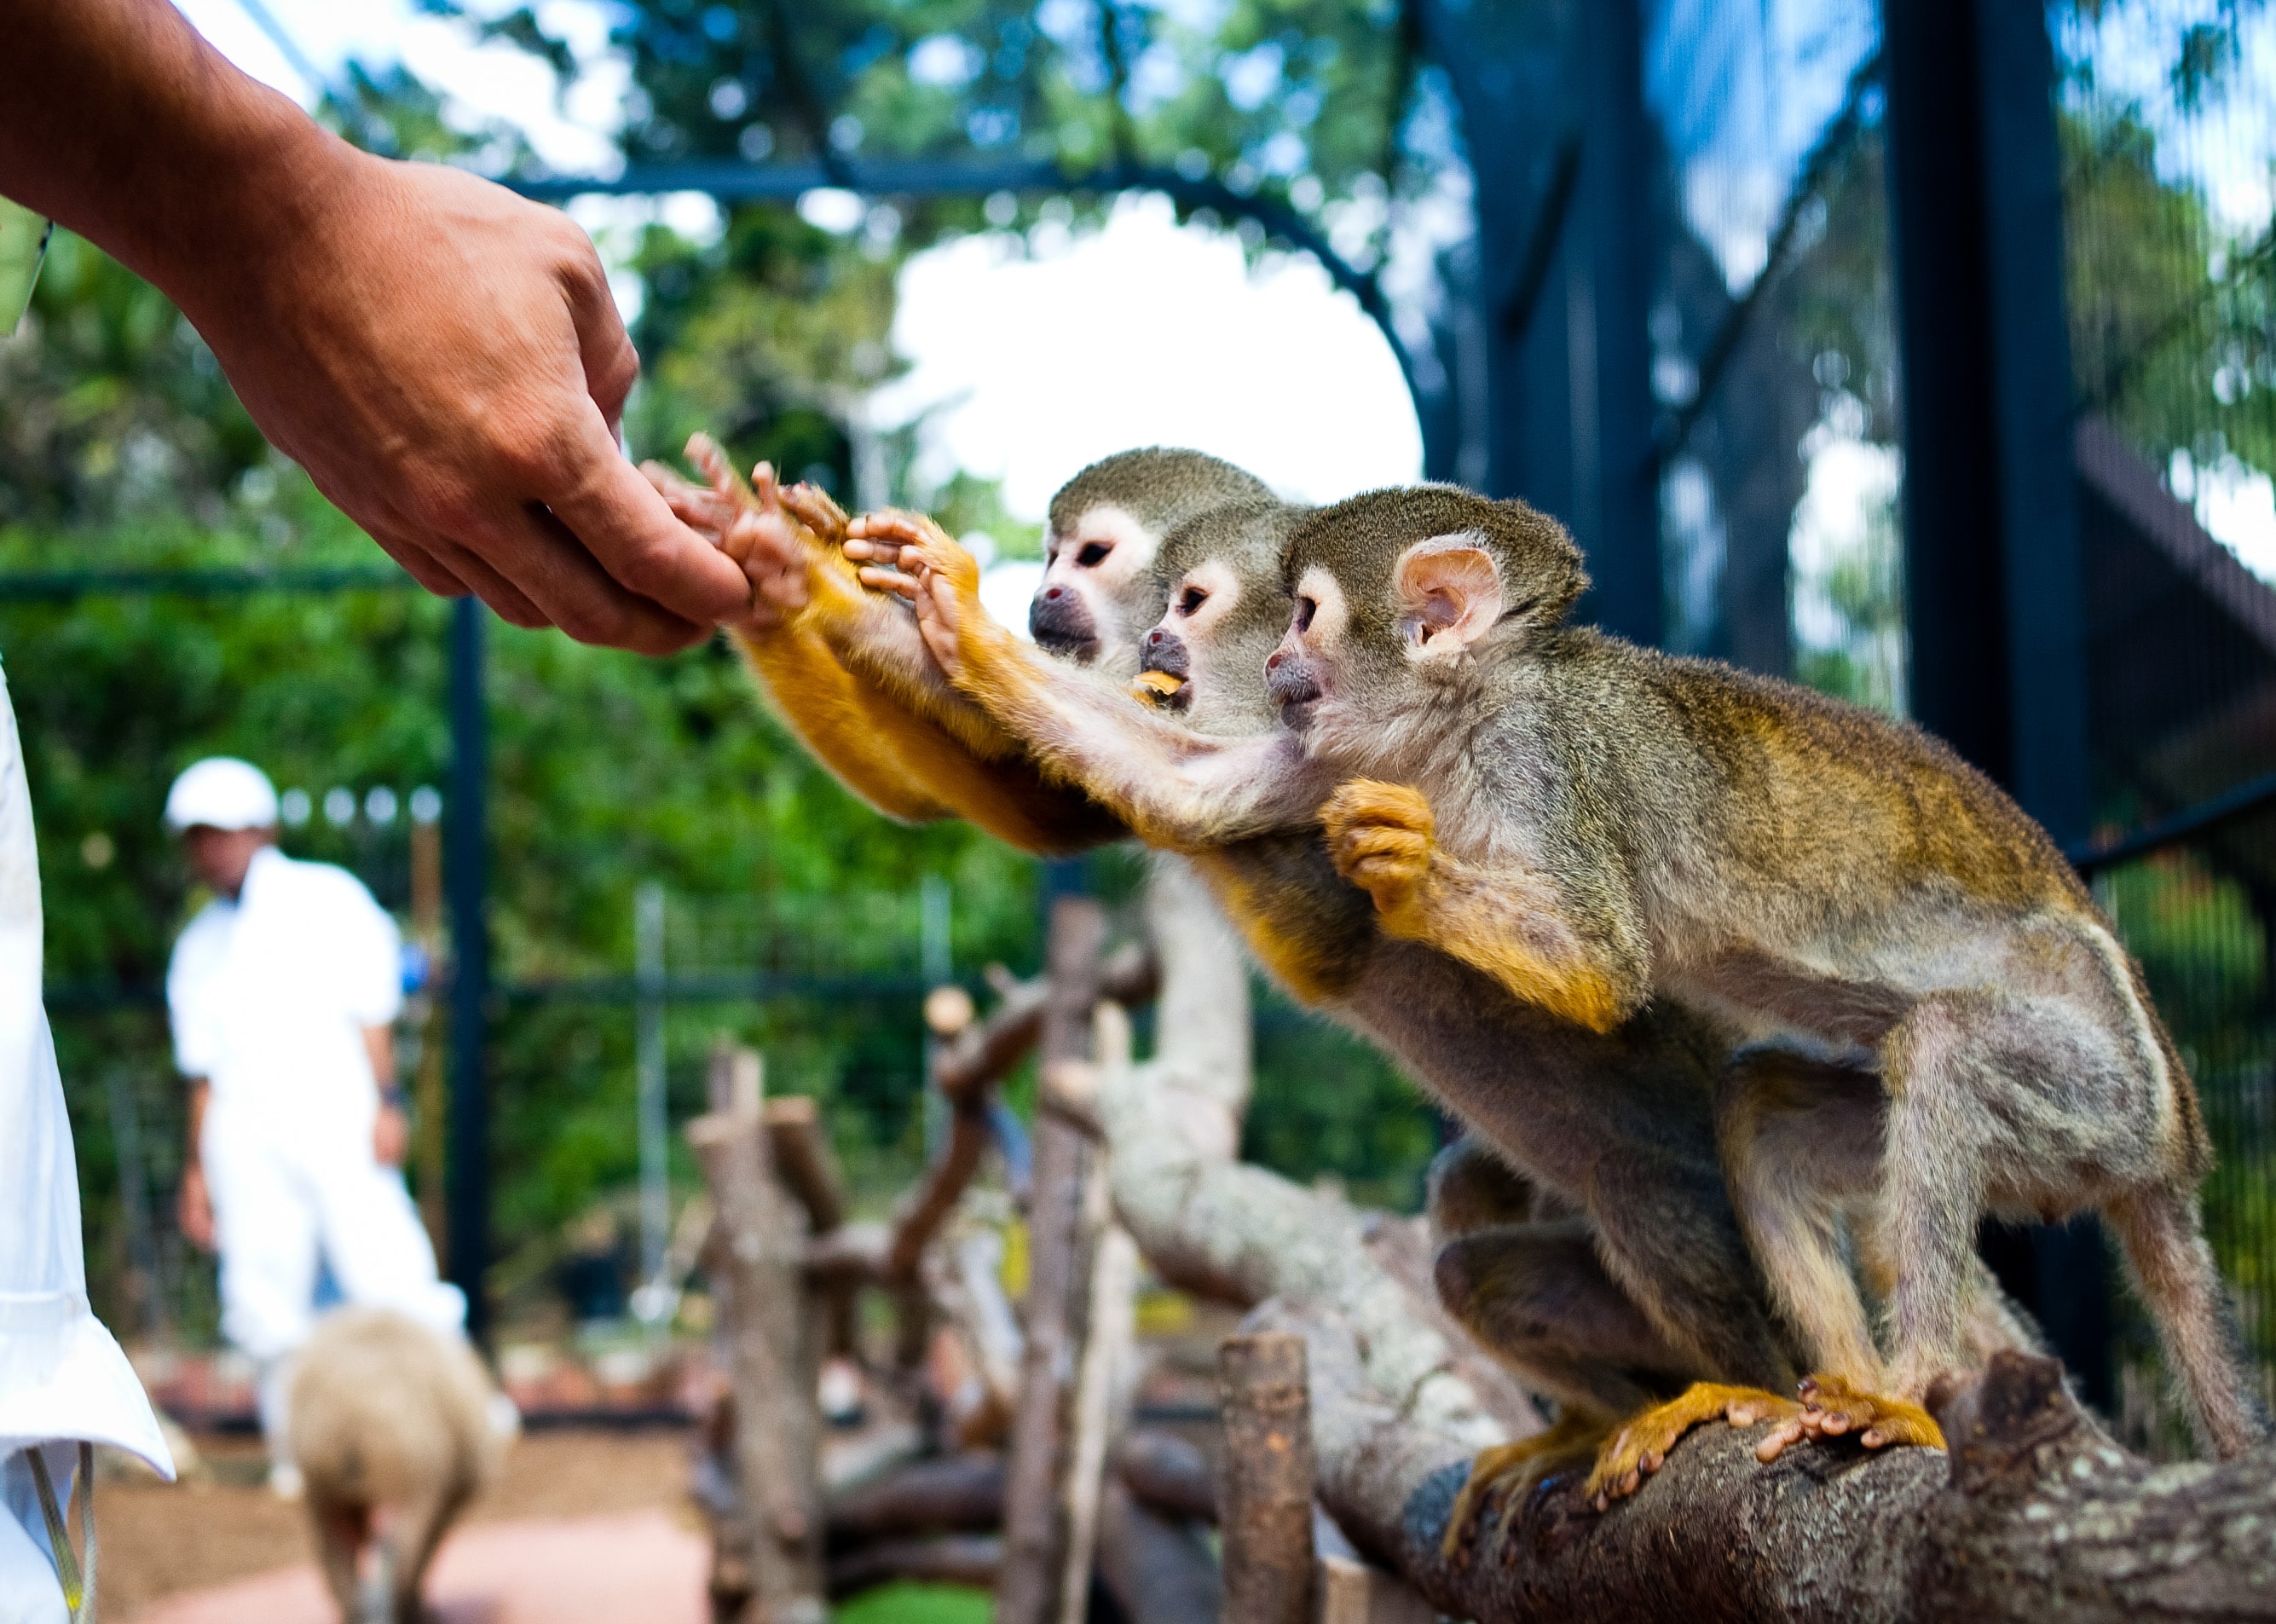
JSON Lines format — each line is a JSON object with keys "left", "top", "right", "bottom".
{"left": 857, "top": 566, "right": 921, "bottom": 598}
{"left": 780, "top": 482, "right": 849, "bottom": 544}
{"left": 1753, "top": 1417, "right": 1810, "bottom": 1463}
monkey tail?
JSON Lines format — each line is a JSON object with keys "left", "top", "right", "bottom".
{"left": 2104, "top": 1185, "right": 2272, "bottom": 1459}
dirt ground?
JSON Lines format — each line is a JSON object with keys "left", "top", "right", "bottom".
{"left": 100, "top": 1426, "right": 702, "bottom": 1621}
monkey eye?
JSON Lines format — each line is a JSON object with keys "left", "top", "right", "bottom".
{"left": 1178, "top": 586, "right": 1208, "bottom": 616}
{"left": 1293, "top": 596, "right": 1317, "bottom": 633}
{"left": 1076, "top": 541, "right": 1112, "bottom": 568}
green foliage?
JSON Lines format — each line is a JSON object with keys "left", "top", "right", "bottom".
{"left": 1245, "top": 995, "right": 1440, "bottom": 1212}
{"left": 0, "top": 232, "right": 267, "bottom": 528}
{"left": 833, "top": 1582, "right": 990, "bottom": 1624}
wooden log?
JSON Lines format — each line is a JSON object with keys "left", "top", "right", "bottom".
{"left": 1217, "top": 1332, "right": 1316, "bottom": 1624}
{"left": 765, "top": 1095, "right": 856, "bottom": 1361}
{"left": 995, "top": 896, "right": 1109, "bottom": 1624}
{"left": 1262, "top": 1296, "right": 2276, "bottom": 1624}
{"left": 825, "top": 1453, "right": 1005, "bottom": 1550}
{"left": 1057, "top": 1218, "right": 1137, "bottom": 1624}
{"left": 1095, "top": 1479, "right": 1223, "bottom": 1624}
{"left": 1114, "top": 1429, "right": 1217, "bottom": 1526}
{"left": 826, "top": 1534, "right": 1002, "bottom": 1598}
{"left": 763, "top": 1097, "right": 846, "bottom": 1234}
{"left": 688, "top": 1107, "right": 823, "bottom": 1623}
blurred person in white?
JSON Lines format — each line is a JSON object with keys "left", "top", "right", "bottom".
{"left": 165, "top": 758, "right": 463, "bottom": 1499}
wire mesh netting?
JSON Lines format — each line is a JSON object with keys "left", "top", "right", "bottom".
{"left": 2060, "top": 0, "right": 2276, "bottom": 819}
{"left": 2083, "top": 807, "right": 2276, "bottom": 1451}
{"left": 2054, "top": 0, "right": 2276, "bottom": 1444}
{"left": 1644, "top": 0, "right": 1906, "bottom": 705}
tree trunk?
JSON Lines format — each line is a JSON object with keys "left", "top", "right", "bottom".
{"left": 996, "top": 896, "right": 1110, "bottom": 1624}
{"left": 1266, "top": 1298, "right": 2276, "bottom": 1624}
{"left": 1217, "top": 1332, "right": 1317, "bottom": 1624}
{"left": 688, "top": 1107, "right": 824, "bottom": 1624}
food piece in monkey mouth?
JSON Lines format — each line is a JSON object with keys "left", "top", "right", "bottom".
{"left": 1131, "top": 668, "right": 1191, "bottom": 710}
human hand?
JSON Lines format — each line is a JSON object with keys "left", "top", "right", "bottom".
{"left": 178, "top": 1164, "right": 214, "bottom": 1251}
{"left": 642, "top": 434, "right": 812, "bottom": 632}
{"left": 175, "top": 151, "right": 752, "bottom": 653}
{"left": 373, "top": 1102, "right": 410, "bottom": 1168}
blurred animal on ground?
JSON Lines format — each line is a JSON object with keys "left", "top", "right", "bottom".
{"left": 288, "top": 1307, "right": 505, "bottom": 1624}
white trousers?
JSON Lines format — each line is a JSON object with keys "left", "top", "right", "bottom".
{"left": 203, "top": 1125, "right": 464, "bottom": 1363}
{"left": 0, "top": 1445, "right": 72, "bottom": 1624}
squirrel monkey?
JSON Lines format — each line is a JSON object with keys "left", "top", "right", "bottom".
{"left": 846, "top": 501, "right": 1868, "bottom": 1517}
{"left": 1251, "top": 485, "right": 2270, "bottom": 1464}
{"left": 643, "top": 440, "right": 1266, "bottom": 852}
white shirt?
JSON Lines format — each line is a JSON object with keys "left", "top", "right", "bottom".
{"left": 0, "top": 665, "right": 170, "bottom": 1471}
{"left": 166, "top": 847, "right": 402, "bottom": 1153}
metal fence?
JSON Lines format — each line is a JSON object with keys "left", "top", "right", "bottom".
{"left": 1644, "top": 0, "right": 1904, "bottom": 702}
{"left": 2077, "top": 784, "right": 2276, "bottom": 1452}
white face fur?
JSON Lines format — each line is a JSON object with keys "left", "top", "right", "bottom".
{"left": 1037, "top": 502, "right": 1165, "bottom": 663}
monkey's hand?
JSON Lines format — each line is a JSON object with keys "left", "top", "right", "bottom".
{"left": 1581, "top": 1383, "right": 1802, "bottom": 1511}
{"left": 1441, "top": 1413, "right": 1606, "bottom": 1558}
{"left": 640, "top": 431, "right": 812, "bottom": 631}
{"left": 1321, "top": 780, "right": 1644, "bottom": 1033}
{"left": 1321, "top": 780, "right": 1436, "bottom": 929}
{"left": 845, "top": 509, "right": 1008, "bottom": 689}
{"left": 1753, "top": 1373, "right": 1945, "bottom": 1462}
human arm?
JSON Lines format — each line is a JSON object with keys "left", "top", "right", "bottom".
{"left": 364, "top": 1025, "right": 407, "bottom": 1167}
{"left": 179, "top": 1078, "right": 213, "bottom": 1250}
{"left": 0, "top": 0, "right": 749, "bottom": 653}
{"left": 846, "top": 510, "right": 1332, "bottom": 849}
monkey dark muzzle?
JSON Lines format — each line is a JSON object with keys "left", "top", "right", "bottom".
{"left": 1030, "top": 586, "right": 1100, "bottom": 662}
{"left": 1266, "top": 651, "right": 1324, "bottom": 729}
{"left": 1135, "top": 628, "right": 1193, "bottom": 710}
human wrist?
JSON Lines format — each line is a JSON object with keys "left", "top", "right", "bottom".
{"left": 128, "top": 107, "right": 364, "bottom": 332}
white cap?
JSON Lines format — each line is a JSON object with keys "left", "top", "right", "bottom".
{"left": 165, "top": 757, "right": 279, "bottom": 833}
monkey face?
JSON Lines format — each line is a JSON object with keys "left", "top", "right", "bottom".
{"left": 1135, "top": 502, "right": 1303, "bottom": 736}
{"left": 1030, "top": 501, "right": 1162, "bottom": 670}
{"left": 1264, "top": 564, "right": 1348, "bottom": 732}
{"left": 1273, "top": 488, "right": 1589, "bottom": 737}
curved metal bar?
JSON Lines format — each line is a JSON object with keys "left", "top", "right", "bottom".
{"left": 507, "top": 158, "right": 1422, "bottom": 415}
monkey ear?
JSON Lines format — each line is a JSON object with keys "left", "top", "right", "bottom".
{"left": 1394, "top": 540, "right": 1504, "bottom": 658}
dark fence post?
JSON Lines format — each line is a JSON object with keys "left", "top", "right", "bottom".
{"left": 1574, "top": 0, "right": 1663, "bottom": 648}
{"left": 445, "top": 594, "right": 492, "bottom": 1344}
{"left": 1886, "top": 0, "right": 2106, "bottom": 1405}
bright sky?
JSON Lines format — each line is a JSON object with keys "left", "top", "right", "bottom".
{"left": 171, "top": 0, "right": 1424, "bottom": 525}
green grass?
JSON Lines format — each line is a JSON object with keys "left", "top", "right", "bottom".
{"left": 833, "top": 1582, "right": 991, "bottom": 1624}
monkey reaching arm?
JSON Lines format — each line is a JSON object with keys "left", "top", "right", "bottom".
{"left": 844, "top": 506, "right": 1333, "bottom": 847}
{"left": 645, "top": 437, "right": 1126, "bottom": 853}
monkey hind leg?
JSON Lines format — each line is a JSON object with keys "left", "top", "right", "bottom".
{"left": 1433, "top": 1221, "right": 1688, "bottom": 1419}
{"left": 2106, "top": 1185, "right": 2273, "bottom": 1459}
{"left": 1581, "top": 1382, "right": 1804, "bottom": 1510}
{"left": 1441, "top": 1412, "right": 1611, "bottom": 1557}
{"left": 1426, "top": 1135, "right": 1574, "bottom": 1239}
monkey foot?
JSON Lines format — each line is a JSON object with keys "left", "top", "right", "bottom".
{"left": 1441, "top": 1413, "right": 1608, "bottom": 1557}
{"left": 1582, "top": 1383, "right": 1802, "bottom": 1511}
{"left": 1753, "top": 1374, "right": 1946, "bottom": 1462}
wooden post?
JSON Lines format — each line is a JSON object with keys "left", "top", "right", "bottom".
{"left": 995, "top": 896, "right": 1108, "bottom": 1624}
{"left": 689, "top": 1089, "right": 824, "bottom": 1623}
{"left": 1218, "top": 1332, "right": 1315, "bottom": 1624}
